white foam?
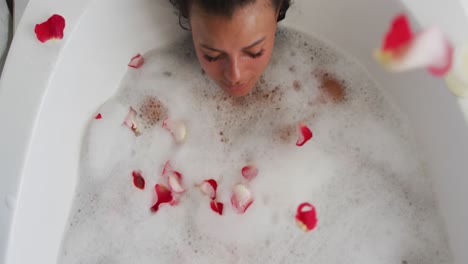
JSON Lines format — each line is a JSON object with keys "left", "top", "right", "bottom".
{"left": 58, "top": 28, "right": 453, "bottom": 264}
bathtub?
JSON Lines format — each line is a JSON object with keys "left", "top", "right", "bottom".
{"left": 1, "top": 0, "right": 468, "bottom": 263}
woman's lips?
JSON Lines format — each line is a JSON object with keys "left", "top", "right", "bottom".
{"left": 225, "top": 82, "right": 248, "bottom": 91}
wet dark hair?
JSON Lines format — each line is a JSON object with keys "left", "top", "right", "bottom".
{"left": 169, "top": 0, "right": 291, "bottom": 30}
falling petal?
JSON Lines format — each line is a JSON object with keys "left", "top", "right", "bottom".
{"left": 34, "top": 14, "right": 66, "bottom": 43}
{"left": 296, "top": 122, "right": 313, "bottom": 147}
{"left": 162, "top": 118, "right": 187, "bottom": 144}
{"left": 231, "top": 184, "right": 253, "bottom": 214}
{"left": 131, "top": 170, "right": 145, "bottom": 190}
{"left": 382, "top": 14, "right": 413, "bottom": 52}
{"left": 241, "top": 165, "right": 258, "bottom": 181}
{"left": 198, "top": 179, "right": 218, "bottom": 200}
{"left": 123, "top": 107, "right": 140, "bottom": 136}
{"left": 295, "top": 202, "right": 318, "bottom": 232}
{"left": 128, "top": 54, "right": 145, "bottom": 68}
{"left": 151, "top": 184, "right": 173, "bottom": 212}
{"left": 445, "top": 44, "right": 468, "bottom": 97}
{"left": 375, "top": 14, "right": 453, "bottom": 76}
{"left": 94, "top": 113, "right": 102, "bottom": 120}
{"left": 168, "top": 171, "right": 185, "bottom": 193}
{"left": 210, "top": 200, "right": 224, "bottom": 215}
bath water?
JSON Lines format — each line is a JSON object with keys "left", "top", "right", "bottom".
{"left": 58, "top": 28, "right": 452, "bottom": 264}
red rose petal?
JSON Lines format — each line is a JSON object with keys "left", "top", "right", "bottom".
{"left": 210, "top": 200, "right": 224, "bottom": 215}
{"left": 94, "top": 113, "right": 102, "bottom": 119}
{"left": 241, "top": 165, "right": 258, "bottom": 181}
{"left": 128, "top": 54, "right": 145, "bottom": 68}
{"left": 383, "top": 14, "right": 413, "bottom": 52}
{"left": 295, "top": 202, "right": 318, "bottom": 232}
{"left": 123, "top": 107, "right": 140, "bottom": 135}
{"left": 131, "top": 170, "right": 145, "bottom": 190}
{"left": 231, "top": 184, "right": 253, "bottom": 214}
{"left": 34, "top": 14, "right": 66, "bottom": 43}
{"left": 198, "top": 179, "right": 218, "bottom": 200}
{"left": 150, "top": 184, "right": 173, "bottom": 212}
{"left": 296, "top": 122, "right": 313, "bottom": 147}
{"left": 168, "top": 171, "right": 185, "bottom": 193}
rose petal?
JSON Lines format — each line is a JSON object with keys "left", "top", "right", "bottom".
{"left": 168, "top": 171, "right": 185, "bottom": 193}
{"left": 162, "top": 118, "right": 187, "bottom": 144}
{"left": 161, "top": 160, "right": 173, "bottom": 176}
{"left": 241, "top": 165, "right": 258, "bottom": 181}
{"left": 445, "top": 44, "right": 468, "bottom": 97}
{"left": 231, "top": 184, "right": 253, "bottom": 214}
{"left": 295, "top": 202, "right": 318, "bottom": 232}
{"left": 376, "top": 14, "right": 453, "bottom": 76}
{"left": 34, "top": 14, "right": 66, "bottom": 43}
{"left": 124, "top": 107, "right": 140, "bottom": 136}
{"left": 94, "top": 113, "right": 102, "bottom": 120}
{"left": 150, "top": 184, "right": 173, "bottom": 212}
{"left": 128, "top": 54, "right": 145, "bottom": 68}
{"left": 198, "top": 179, "right": 218, "bottom": 200}
{"left": 296, "top": 122, "right": 313, "bottom": 147}
{"left": 210, "top": 200, "right": 224, "bottom": 215}
{"left": 382, "top": 14, "right": 413, "bottom": 52}
{"left": 131, "top": 170, "right": 145, "bottom": 190}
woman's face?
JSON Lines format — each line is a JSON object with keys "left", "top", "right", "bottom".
{"left": 190, "top": 0, "right": 279, "bottom": 97}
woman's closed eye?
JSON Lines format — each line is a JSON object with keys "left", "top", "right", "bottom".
{"left": 204, "top": 54, "right": 220, "bottom": 62}
{"left": 247, "top": 49, "right": 265, "bottom": 59}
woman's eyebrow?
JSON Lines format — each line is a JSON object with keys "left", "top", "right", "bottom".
{"left": 200, "top": 44, "right": 223, "bottom": 53}
{"left": 200, "top": 36, "right": 267, "bottom": 53}
{"left": 242, "top": 36, "right": 266, "bottom": 50}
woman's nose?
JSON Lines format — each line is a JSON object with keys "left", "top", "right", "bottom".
{"left": 223, "top": 58, "right": 241, "bottom": 84}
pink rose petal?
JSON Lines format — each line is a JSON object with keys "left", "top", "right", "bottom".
{"left": 167, "top": 171, "right": 185, "bottom": 193}
{"left": 131, "top": 170, "right": 145, "bottom": 190}
{"left": 231, "top": 184, "right": 253, "bottom": 214}
{"left": 241, "top": 165, "right": 258, "bottom": 181}
{"left": 124, "top": 107, "right": 140, "bottom": 136}
{"left": 198, "top": 179, "right": 218, "bottom": 200}
{"left": 128, "top": 54, "right": 145, "bottom": 68}
{"left": 296, "top": 122, "right": 313, "bottom": 147}
{"left": 295, "top": 202, "right": 318, "bottom": 232}
{"left": 162, "top": 118, "right": 187, "bottom": 144}
{"left": 210, "top": 200, "right": 224, "bottom": 215}
{"left": 150, "top": 184, "right": 173, "bottom": 212}
{"left": 161, "top": 160, "right": 173, "bottom": 176}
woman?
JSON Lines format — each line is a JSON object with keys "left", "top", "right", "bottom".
{"left": 169, "top": 0, "right": 291, "bottom": 97}
{"left": 169, "top": 0, "right": 345, "bottom": 102}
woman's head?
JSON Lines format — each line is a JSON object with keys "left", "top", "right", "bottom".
{"left": 169, "top": 0, "right": 291, "bottom": 97}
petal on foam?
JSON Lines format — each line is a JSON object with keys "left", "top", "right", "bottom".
{"left": 296, "top": 122, "right": 313, "bottom": 147}
{"left": 150, "top": 184, "right": 173, "bottom": 212}
{"left": 168, "top": 171, "right": 185, "bottom": 193}
{"left": 231, "top": 184, "right": 253, "bottom": 214}
{"left": 131, "top": 170, "right": 145, "bottom": 190}
{"left": 198, "top": 179, "right": 218, "bottom": 200}
{"left": 295, "top": 202, "right": 318, "bottom": 232}
{"left": 124, "top": 107, "right": 140, "bottom": 136}
{"left": 162, "top": 118, "right": 187, "bottom": 144}
{"left": 241, "top": 165, "right": 258, "bottom": 181}
{"left": 210, "top": 200, "right": 224, "bottom": 215}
